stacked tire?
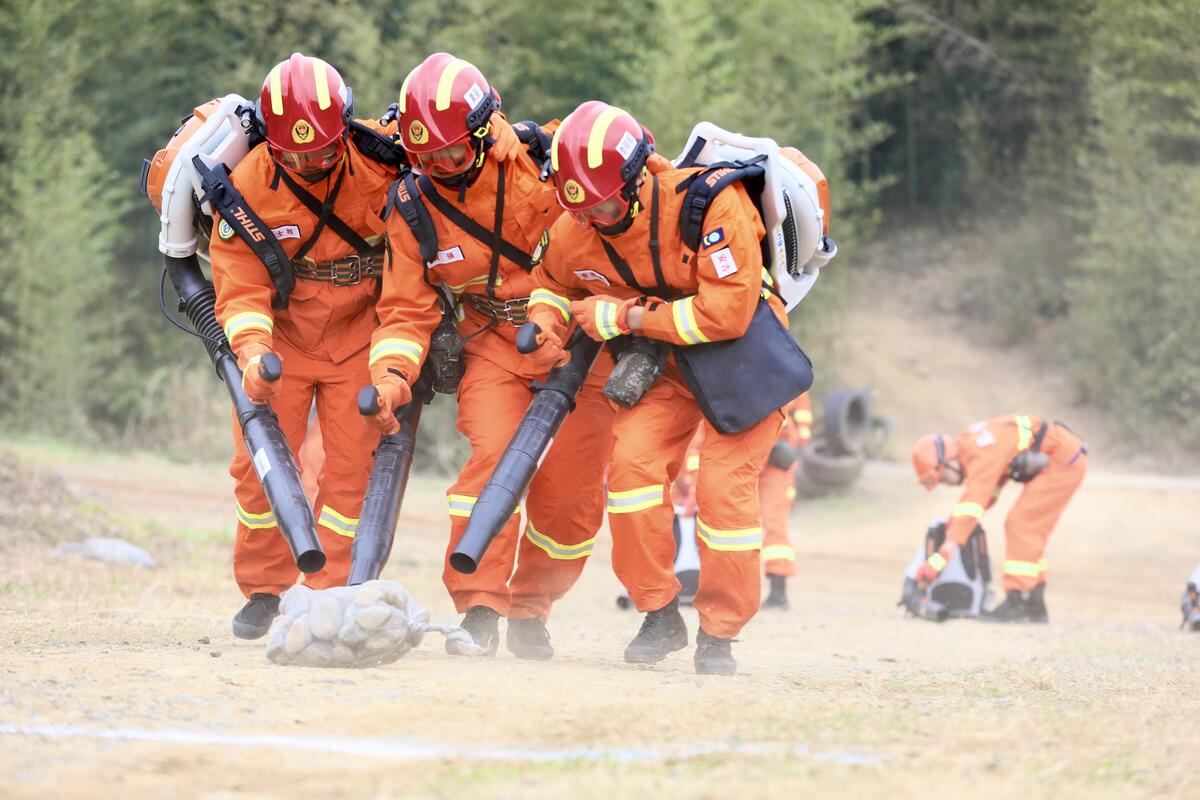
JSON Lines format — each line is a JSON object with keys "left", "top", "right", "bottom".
{"left": 797, "top": 388, "right": 887, "bottom": 494}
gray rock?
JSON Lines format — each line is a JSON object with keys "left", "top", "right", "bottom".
{"left": 54, "top": 537, "right": 155, "bottom": 568}
{"left": 336, "top": 617, "right": 370, "bottom": 647}
{"left": 308, "top": 595, "right": 343, "bottom": 641}
{"left": 355, "top": 604, "right": 392, "bottom": 631}
{"left": 331, "top": 644, "right": 356, "bottom": 665}
{"left": 353, "top": 587, "right": 384, "bottom": 607}
{"left": 283, "top": 617, "right": 313, "bottom": 656}
{"left": 303, "top": 641, "right": 335, "bottom": 667}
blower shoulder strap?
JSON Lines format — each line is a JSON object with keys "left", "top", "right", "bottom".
{"left": 348, "top": 120, "right": 409, "bottom": 169}
{"left": 675, "top": 156, "right": 767, "bottom": 253}
{"left": 192, "top": 155, "right": 294, "bottom": 310}
{"left": 511, "top": 120, "right": 553, "bottom": 174}
{"left": 416, "top": 171, "right": 534, "bottom": 272}
{"left": 384, "top": 170, "right": 440, "bottom": 266}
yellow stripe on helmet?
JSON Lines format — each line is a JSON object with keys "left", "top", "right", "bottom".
{"left": 435, "top": 59, "right": 471, "bottom": 112}
{"left": 268, "top": 64, "right": 284, "bottom": 116}
{"left": 398, "top": 68, "right": 416, "bottom": 114}
{"left": 312, "top": 58, "right": 331, "bottom": 110}
{"left": 550, "top": 119, "right": 566, "bottom": 172}
{"left": 587, "top": 106, "right": 628, "bottom": 169}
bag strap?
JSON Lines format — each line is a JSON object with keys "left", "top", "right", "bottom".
{"left": 600, "top": 175, "right": 675, "bottom": 298}
{"left": 416, "top": 171, "right": 534, "bottom": 273}
{"left": 1030, "top": 421, "right": 1049, "bottom": 453}
{"left": 274, "top": 162, "right": 373, "bottom": 256}
{"left": 348, "top": 120, "right": 408, "bottom": 169}
{"left": 511, "top": 120, "right": 553, "bottom": 176}
{"left": 192, "top": 155, "right": 294, "bottom": 310}
{"left": 675, "top": 156, "right": 767, "bottom": 252}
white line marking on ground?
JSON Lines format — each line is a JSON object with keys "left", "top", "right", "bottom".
{"left": 0, "top": 723, "right": 881, "bottom": 765}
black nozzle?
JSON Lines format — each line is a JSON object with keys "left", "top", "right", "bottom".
{"left": 358, "top": 385, "right": 381, "bottom": 417}
{"left": 516, "top": 322, "right": 542, "bottom": 354}
{"left": 259, "top": 352, "right": 282, "bottom": 382}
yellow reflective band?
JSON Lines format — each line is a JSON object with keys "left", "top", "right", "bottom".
{"left": 435, "top": 59, "right": 471, "bottom": 111}
{"left": 550, "top": 121, "right": 564, "bottom": 172}
{"left": 685, "top": 454, "right": 700, "bottom": 471}
{"left": 587, "top": 106, "right": 627, "bottom": 169}
{"left": 318, "top": 505, "right": 358, "bottom": 538}
{"left": 369, "top": 338, "right": 424, "bottom": 367}
{"left": 444, "top": 274, "right": 502, "bottom": 293}
{"left": 606, "top": 485, "right": 663, "bottom": 514}
{"left": 761, "top": 267, "right": 775, "bottom": 286}
{"left": 447, "top": 494, "right": 477, "bottom": 518}
{"left": 672, "top": 297, "right": 709, "bottom": 345}
{"left": 525, "top": 520, "right": 595, "bottom": 561}
{"left": 236, "top": 501, "right": 276, "bottom": 530}
{"left": 798, "top": 426, "right": 812, "bottom": 439}
{"left": 953, "top": 501, "right": 984, "bottom": 520}
{"left": 1016, "top": 415, "right": 1034, "bottom": 451}
{"left": 596, "top": 301, "right": 622, "bottom": 340}
{"left": 1004, "top": 560, "right": 1040, "bottom": 578}
{"left": 696, "top": 518, "right": 762, "bottom": 552}
{"left": 224, "top": 311, "right": 274, "bottom": 340}
{"left": 268, "top": 64, "right": 284, "bottom": 116}
{"left": 761, "top": 545, "right": 795, "bottom": 562}
{"left": 927, "top": 552, "right": 948, "bottom": 571}
{"left": 312, "top": 58, "right": 331, "bottom": 110}
{"left": 786, "top": 486, "right": 797, "bottom": 500}
{"left": 792, "top": 410, "right": 814, "bottom": 423}
{"left": 1037, "top": 558, "right": 1048, "bottom": 572}
{"left": 398, "top": 68, "right": 414, "bottom": 114}
{"left": 529, "top": 288, "right": 572, "bottom": 323}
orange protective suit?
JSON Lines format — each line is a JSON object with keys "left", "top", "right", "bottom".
{"left": 943, "top": 414, "right": 1087, "bottom": 591}
{"left": 370, "top": 114, "right": 615, "bottom": 621}
{"left": 530, "top": 154, "right": 786, "bottom": 638}
{"left": 674, "top": 393, "right": 811, "bottom": 577}
{"left": 759, "top": 393, "right": 812, "bottom": 577}
{"left": 211, "top": 122, "right": 399, "bottom": 597}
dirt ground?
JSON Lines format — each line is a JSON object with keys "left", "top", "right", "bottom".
{"left": 1, "top": 432, "right": 1198, "bottom": 800}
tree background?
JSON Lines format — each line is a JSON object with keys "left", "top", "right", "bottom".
{"left": 0, "top": 0, "right": 1195, "bottom": 463}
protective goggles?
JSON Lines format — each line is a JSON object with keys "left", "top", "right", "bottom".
{"left": 568, "top": 195, "right": 629, "bottom": 229}
{"left": 413, "top": 142, "right": 475, "bottom": 177}
{"left": 919, "top": 435, "right": 947, "bottom": 488}
{"left": 272, "top": 141, "right": 345, "bottom": 174}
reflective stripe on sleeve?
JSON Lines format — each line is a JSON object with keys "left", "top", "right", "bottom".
{"left": 595, "top": 301, "right": 622, "bottom": 340}
{"left": 792, "top": 409, "right": 814, "bottom": 423}
{"left": 685, "top": 454, "right": 700, "bottom": 471}
{"left": 671, "top": 297, "right": 710, "bottom": 344}
{"left": 953, "top": 501, "right": 984, "bottom": 520}
{"left": 1037, "top": 558, "right": 1048, "bottom": 573}
{"left": 1004, "top": 560, "right": 1040, "bottom": 578}
{"left": 928, "top": 552, "right": 948, "bottom": 571}
{"left": 761, "top": 544, "right": 795, "bottom": 562}
{"left": 318, "top": 505, "right": 359, "bottom": 538}
{"left": 236, "top": 501, "right": 276, "bottom": 530}
{"left": 224, "top": 311, "right": 274, "bottom": 341}
{"left": 369, "top": 338, "right": 424, "bottom": 366}
{"left": 696, "top": 518, "right": 762, "bottom": 552}
{"left": 606, "top": 484, "right": 663, "bottom": 514}
{"left": 524, "top": 520, "right": 595, "bottom": 560}
{"left": 529, "top": 288, "right": 571, "bottom": 323}
{"left": 447, "top": 494, "right": 477, "bottom": 518}
{"left": 1016, "top": 415, "right": 1034, "bottom": 451}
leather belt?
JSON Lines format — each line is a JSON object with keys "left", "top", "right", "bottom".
{"left": 460, "top": 293, "right": 530, "bottom": 327}
{"left": 292, "top": 248, "right": 384, "bottom": 286}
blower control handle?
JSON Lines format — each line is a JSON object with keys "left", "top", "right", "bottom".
{"left": 516, "top": 322, "right": 543, "bottom": 355}
{"left": 357, "top": 386, "right": 381, "bottom": 417}
{"left": 258, "top": 352, "right": 283, "bottom": 382}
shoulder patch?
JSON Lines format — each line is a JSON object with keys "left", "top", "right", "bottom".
{"left": 573, "top": 269, "right": 611, "bottom": 286}
{"left": 701, "top": 227, "right": 725, "bottom": 249}
{"left": 530, "top": 229, "right": 550, "bottom": 266}
{"left": 710, "top": 246, "right": 739, "bottom": 279}
{"left": 427, "top": 246, "right": 465, "bottom": 269}
{"left": 217, "top": 219, "right": 235, "bottom": 240}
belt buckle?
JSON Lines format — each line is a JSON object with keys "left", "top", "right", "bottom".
{"left": 332, "top": 254, "right": 361, "bottom": 286}
{"left": 502, "top": 298, "right": 528, "bottom": 327}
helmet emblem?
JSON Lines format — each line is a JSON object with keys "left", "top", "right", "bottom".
{"left": 408, "top": 119, "right": 429, "bottom": 145}
{"left": 563, "top": 179, "right": 586, "bottom": 205}
{"left": 291, "top": 119, "right": 315, "bottom": 144}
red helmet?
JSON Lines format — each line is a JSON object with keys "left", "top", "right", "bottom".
{"left": 397, "top": 52, "right": 498, "bottom": 155}
{"left": 912, "top": 433, "right": 958, "bottom": 490}
{"left": 550, "top": 101, "right": 654, "bottom": 216}
{"left": 257, "top": 53, "right": 352, "bottom": 168}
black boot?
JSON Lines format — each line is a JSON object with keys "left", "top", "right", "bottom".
{"left": 762, "top": 575, "right": 789, "bottom": 610}
{"left": 984, "top": 587, "right": 1048, "bottom": 624}
{"left": 232, "top": 593, "right": 280, "bottom": 640}
{"left": 506, "top": 617, "right": 554, "bottom": 661}
{"left": 446, "top": 605, "right": 500, "bottom": 656}
{"left": 694, "top": 630, "right": 738, "bottom": 675}
{"left": 624, "top": 598, "right": 689, "bottom": 663}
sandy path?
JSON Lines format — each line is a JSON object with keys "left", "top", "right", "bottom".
{"left": 2, "top": 447, "right": 1198, "bottom": 799}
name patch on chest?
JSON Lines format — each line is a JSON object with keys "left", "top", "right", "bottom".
{"left": 271, "top": 224, "right": 301, "bottom": 241}
{"left": 427, "top": 246, "right": 465, "bottom": 268}
{"left": 710, "top": 247, "right": 739, "bottom": 278}
{"left": 573, "top": 269, "right": 612, "bottom": 286}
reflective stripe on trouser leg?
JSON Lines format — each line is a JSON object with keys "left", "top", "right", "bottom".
{"left": 691, "top": 409, "right": 782, "bottom": 637}
{"left": 759, "top": 462, "right": 797, "bottom": 578}
{"left": 1002, "top": 453, "right": 1086, "bottom": 591}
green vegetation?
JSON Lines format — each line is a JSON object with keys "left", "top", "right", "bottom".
{"left": 0, "top": 0, "right": 1194, "bottom": 453}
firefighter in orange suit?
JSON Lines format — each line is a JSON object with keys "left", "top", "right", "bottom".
{"left": 211, "top": 53, "right": 399, "bottom": 639}
{"left": 759, "top": 392, "right": 812, "bottom": 609}
{"left": 911, "top": 415, "right": 1088, "bottom": 623}
{"left": 363, "top": 54, "right": 615, "bottom": 660}
{"left": 525, "top": 101, "right": 786, "bottom": 675}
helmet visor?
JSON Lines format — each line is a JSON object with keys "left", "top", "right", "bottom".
{"left": 273, "top": 141, "right": 345, "bottom": 175}
{"left": 569, "top": 196, "right": 628, "bottom": 229}
{"left": 414, "top": 142, "right": 474, "bottom": 177}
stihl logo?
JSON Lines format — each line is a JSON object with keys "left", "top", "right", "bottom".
{"left": 704, "top": 168, "right": 732, "bottom": 188}
{"left": 396, "top": 182, "right": 412, "bottom": 203}
{"left": 232, "top": 207, "right": 265, "bottom": 242}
